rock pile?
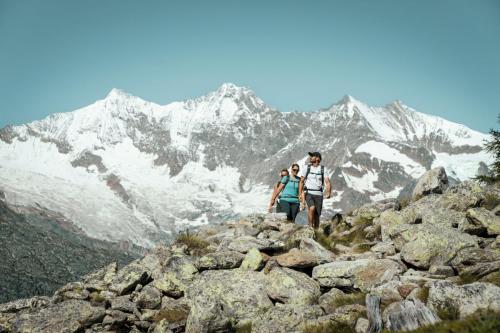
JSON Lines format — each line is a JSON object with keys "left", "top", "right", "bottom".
{"left": 0, "top": 168, "right": 499, "bottom": 333}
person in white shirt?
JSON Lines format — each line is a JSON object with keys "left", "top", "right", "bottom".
{"left": 299, "top": 152, "right": 331, "bottom": 229}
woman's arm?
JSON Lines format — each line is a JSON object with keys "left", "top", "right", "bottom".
{"left": 268, "top": 183, "right": 285, "bottom": 213}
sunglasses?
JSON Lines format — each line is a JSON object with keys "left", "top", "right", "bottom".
{"left": 292, "top": 168, "right": 299, "bottom": 172}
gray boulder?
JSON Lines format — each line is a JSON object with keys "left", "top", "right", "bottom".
{"left": 390, "top": 223, "right": 478, "bottom": 269}
{"left": 412, "top": 167, "right": 448, "bottom": 200}
{"left": 383, "top": 298, "right": 440, "bottom": 331}
{"left": 312, "top": 259, "right": 405, "bottom": 292}
{"left": 265, "top": 267, "right": 321, "bottom": 305}
{"left": 134, "top": 285, "right": 162, "bottom": 310}
{"left": 195, "top": 251, "right": 244, "bottom": 270}
{"left": 427, "top": 280, "right": 500, "bottom": 318}
{"left": 466, "top": 207, "right": 500, "bottom": 236}
{"left": 151, "top": 255, "right": 198, "bottom": 297}
{"left": 185, "top": 269, "right": 273, "bottom": 332}
{"left": 108, "top": 260, "right": 151, "bottom": 295}
{"left": 252, "top": 304, "right": 324, "bottom": 333}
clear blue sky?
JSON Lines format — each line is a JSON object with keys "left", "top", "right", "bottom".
{"left": 0, "top": 0, "right": 499, "bottom": 132}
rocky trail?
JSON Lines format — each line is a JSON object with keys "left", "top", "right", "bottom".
{"left": 0, "top": 167, "right": 499, "bottom": 332}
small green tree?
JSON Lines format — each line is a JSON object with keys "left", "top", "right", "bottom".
{"left": 475, "top": 114, "right": 500, "bottom": 184}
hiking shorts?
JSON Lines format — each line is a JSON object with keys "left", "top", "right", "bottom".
{"left": 305, "top": 192, "right": 323, "bottom": 216}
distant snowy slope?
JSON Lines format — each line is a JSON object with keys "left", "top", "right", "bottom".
{"left": 0, "top": 83, "right": 493, "bottom": 247}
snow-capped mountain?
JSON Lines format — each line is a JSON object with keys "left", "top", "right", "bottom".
{"left": 0, "top": 83, "right": 492, "bottom": 247}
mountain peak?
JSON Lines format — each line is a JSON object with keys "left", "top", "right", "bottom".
{"left": 105, "top": 88, "right": 132, "bottom": 101}
{"left": 337, "top": 94, "right": 363, "bottom": 106}
{"left": 214, "top": 82, "right": 255, "bottom": 97}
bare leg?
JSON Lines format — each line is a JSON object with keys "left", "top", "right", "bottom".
{"left": 313, "top": 210, "right": 320, "bottom": 229}
{"left": 308, "top": 206, "right": 316, "bottom": 228}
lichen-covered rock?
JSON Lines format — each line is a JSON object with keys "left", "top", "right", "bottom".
{"left": 225, "top": 236, "right": 284, "bottom": 253}
{"left": 281, "top": 226, "right": 316, "bottom": 249}
{"left": 265, "top": 267, "right": 321, "bottom": 305}
{"left": 151, "top": 255, "right": 198, "bottom": 297}
{"left": 383, "top": 298, "right": 440, "bottom": 331}
{"left": 299, "top": 238, "right": 336, "bottom": 264}
{"left": 275, "top": 248, "right": 318, "bottom": 268}
{"left": 352, "top": 199, "right": 399, "bottom": 220}
{"left": 435, "top": 181, "right": 484, "bottom": 211}
{"left": 195, "top": 251, "right": 244, "bottom": 270}
{"left": 12, "top": 300, "right": 105, "bottom": 333}
{"left": 354, "top": 317, "right": 369, "bottom": 333}
{"left": 330, "top": 304, "right": 366, "bottom": 326}
{"left": 318, "top": 288, "right": 346, "bottom": 314}
{"left": 312, "top": 259, "right": 405, "bottom": 292}
{"left": 427, "top": 280, "right": 500, "bottom": 318}
{"left": 185, "top": 269, "right": 273, "bottom": 332}
{"left": 108, "top": 260, "right": 151, "bottom": 295}
{"left": 240, "top": 247, "right": 265, "bottom": 271}
{"left": 134, "top": 285, "right": 162, "bottom": 309}
{"left": 412, "top": 167, "right": 448, "bottom": 200}
{"left": 466, "top": 207, "right": 500, "bottom": 236}
{"left": 137, "top": 246, "right": 172, "bottom": 280}
{"left": 54, "top": 282, "right": 89, "bottom": 301}
{"left": 110, "top": 295, "right": 137, "bottom": 313}
{"left": 370, "top": 281, "right": 406, "bottom": 305}
{"left": 82, "top": 262, "right": 117, "bottom": 292}
{"left": 370, "top": 241, "right": 396, "bottom": 257}
{"left": 390, "top": 223, "right": 478, "bottom": 269}
{"left": 252, "top": 304, "right": 324, "bottom": 333}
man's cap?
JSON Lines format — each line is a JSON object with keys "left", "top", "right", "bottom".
{"left": 308, "top": 152, "right": 322, "bottom": 160}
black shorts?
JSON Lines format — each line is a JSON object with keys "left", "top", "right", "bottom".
{"left": 305, "top": 193, "right": 323, "bottom": 216}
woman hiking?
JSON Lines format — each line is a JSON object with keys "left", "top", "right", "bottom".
{"left": 268, "top": 164, "right": 301, "bottom": 221}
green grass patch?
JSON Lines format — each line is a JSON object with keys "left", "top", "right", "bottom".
{"left": 174, "top": 230, "right": 211, "bottom": 255}
{"left": 233, "top": 321, "right": 252, "bottom": 333}
{"left": 382, "top": 310, "right": 500, "bottom": 333}
{"left": 89, "top": 291, "right": 106, "bottom": 304}
{"left": 479, "top": 271, "right": 500, "bottom": 287}
{"left": 414, "top": 286, "right": 429, "bottom": 304}
{"left": 398, "top": 197, "right": 410, "bottom": 210}
{"left": 352, "top": 215, "right": 374, "bottom": 227}
{"left": 458, "top": 271, "right": 480, "bottom": 285}
{"left": 352, "top": 243, "right": 373, "bottom": 253}
{"left": 303, "top": 321, "right": 356, "bottom": 333}
{"left": 332, "top": 292, "right": 366, "bottom": 308}
{"left": 434, "top": 302, "right": 461, "bottom": 321}
{"left": 314, "top": 229, "right": 335, "bottom": 251}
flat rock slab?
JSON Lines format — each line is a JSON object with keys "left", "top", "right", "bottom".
{"left": 312, "top": 259, "right": 405, "bottom": 292}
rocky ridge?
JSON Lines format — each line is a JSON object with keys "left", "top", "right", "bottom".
{"left": 1, "top": 168, "right": 499, "bottom": 333}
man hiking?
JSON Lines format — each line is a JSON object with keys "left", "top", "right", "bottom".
{"left": 299, "top": 152, "right": 331, "bottom": 229}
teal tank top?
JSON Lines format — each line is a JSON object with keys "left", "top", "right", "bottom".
{"left": 279, "top": 176, "right": 300, "bottom": 203}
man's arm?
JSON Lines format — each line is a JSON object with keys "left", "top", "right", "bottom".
{"left": 325, "top": 176, "right": 332, "bottom": 199}
{"left": 299, "top": 177, "right": 306, "bottom": 203}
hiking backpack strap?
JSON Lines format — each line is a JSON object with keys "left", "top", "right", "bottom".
{"left": 321, "top": 165, "right": 325, "bottom": 191}
{"left": 304, "top": 165, "right": 311, "bottom": 181}
{"left": 278, "top": 176, "right": 289, "bottom": 198}
{"left": 303, "top": 165, "right": 311, "bottom": 192}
